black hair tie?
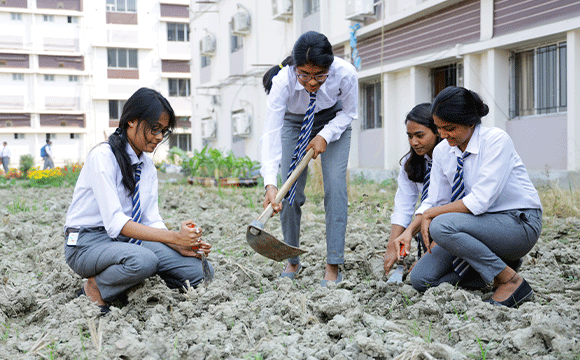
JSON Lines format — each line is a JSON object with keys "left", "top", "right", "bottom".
{"left": 114, "top": 128, "right": 123, "bottom": 136}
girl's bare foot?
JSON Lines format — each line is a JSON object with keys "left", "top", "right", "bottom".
{"left": 84, "top": 277, "right": 107, "bottom": 306}
{"left": 323, "top": 264, "right": 339, "bottom": 281}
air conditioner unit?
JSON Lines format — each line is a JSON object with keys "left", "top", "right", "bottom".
{"left": 345, "top": 0, "right": 375, "bottom": 21}
{"left": 231, "top": 12, "right": 250, "bottom": 35}
{"left": 201, "top": 118, "right": 217, "bottom": 139}
{"left": 200, "top": 34, "right": 216, "bottom": 56}
{"left": 272, "top": 0, "right": 292, "bottom": 21}
{"left": 232, "top": 113, "right": 250, "bottom": 137}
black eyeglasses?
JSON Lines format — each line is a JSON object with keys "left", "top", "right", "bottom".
{"left": 151, "top": 125, "right": 172, "bottom": 138}
{"left": 296, "top": 72, "right": 329, "bottom": 83}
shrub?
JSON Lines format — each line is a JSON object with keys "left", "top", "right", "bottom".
{"left": 27, "top": 163, "right": 82, "bottom": 188}
{"left": 19, "top": 154, "right": 34, "bottom": 176}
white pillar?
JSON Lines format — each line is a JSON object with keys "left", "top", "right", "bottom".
{"left": 463, "top": 53, "right": 481, "bottom": 92}
{"left": 383, "top": 72, "right": 398, "bottom": 170}
{"left": 567, "top": 29, "right": 580, "bottom": 171}
{"left": 480, "top": 0, "right": 494, "bottom": 41}
{"left": 484, "top": 49, "right": 510, "bottom": 129}
{"left": 410, "top": 66, "right": 430, "bottom": 104}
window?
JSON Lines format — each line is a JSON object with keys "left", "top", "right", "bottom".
{"left": 169, "top": 133, "right": 192, "bottom": 152}
{"left": 230, "top": 34, "right": 243, "bottom": 53}
{"left": 106, "top": 0, "right": 136, "bottom": 12}
{"left": 70, "top": 133, "right": 80, "bottom": 139}
{"left": 432, "top": 63, "right": 463, "bottom": 99}
{"left": 168, "top": 79, "right": 190, "bottom": 97}
{"left": 167, "top": 23, "right": 190, "bottom": 42}
{"left": 67, "top": 16, "right": 78, "bottom": 23}
{"left": 510, "top": 42, "right": 567, "bottom": 118}
{"left": 201, "top": 55, "right": 211, "bottom": 68}
{"left": 361, "top": 82, "right": 382, "bottom": 130}
{"left": 107, "top": 48, "right": 138, "bottom": 69}
{"left": 109, "top": 100, "right": 126, "bottom": 120}
{"left": 44, "top": 74, "right": 55, "bottom": 82}
{"left": 69, "top": 75, "right": 78, "bottom": 82}
{"left": 303, "top": 0, "right": 320, "bottom": 16}
{"left": 46, "top": 133, "right": 56, "bottom": 140}
{"left": 14, "top": 134, "right": 25, "bottom": 139}
{"left": 11, "top": 13, "right": 21, "bottom": 20}
{"left": 43, "top": 15, "right": 54, "bottom": 22}
{"left": 12, "top": 73, "right": 24, "bottom": 81}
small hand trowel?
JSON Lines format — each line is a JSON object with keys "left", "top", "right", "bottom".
{"left": 387, "top": 245, "right": 406, "bottom": 283}
{"left": 188, "top": 224, "right": 213, "bottom": 287}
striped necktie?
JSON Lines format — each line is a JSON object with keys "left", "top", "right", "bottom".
{"left": 129, "top": 162, "right": 143, "bottom": 245}
{"left": 286, "top": 91, "right": 316, "bottom": 205}
{"left": 451, "top": 152, "right": 471, "bottom": 278}
{"left": 421, "top": 159, "right": 432, "bottom": 202}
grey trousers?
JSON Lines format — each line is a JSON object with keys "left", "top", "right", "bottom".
{"left": 43, "top": 156, "right": 54, "bottom": 169}
{"left": 280, "top": 104, "right": 351, "bottom": 265}
{"left": 64, "top": 227, "right": 213, "bottom": 301}
{"left": 1, "top": 157, "right": 9, "bottom": 173}
{"left": 410, "top": 208, "right": 542, "bottom": 291}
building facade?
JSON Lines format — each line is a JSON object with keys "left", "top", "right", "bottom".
{"left": 189, "top": 0, "right": 580, "bottom": 183}
{"left": 0, "top": 0, "right": 192, "bottom": 169}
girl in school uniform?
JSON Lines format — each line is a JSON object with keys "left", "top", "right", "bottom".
{"left": 64, "top": 87, "right": 212, "bottom": 314}
{"left": 410, "top": 86, "right": 542, "bottom": 307}
{"left": 383, "top": 103, "right": 440, "bottom": 275}
{"left": 260, "top": 31, "right": 358, "bottom": 285}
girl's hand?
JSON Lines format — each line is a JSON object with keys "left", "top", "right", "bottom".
{"left": 384, "top": 232, "right": 412, "bottom": 274}
{"left": 383, "top": 241, "right": 399, "bottom": 275}
{"left": 174, "top": 220, "right": 203, "bottom": 247}
{"left": 420, "top": 211, "right": 435, "bottom": 253}
{"left": 263, "top": 185, "right": 282, "bottom": 214}
{"left": 170, "top": 241, "right": 212, "bottom": 258}
{"left": 306, "top": 135, "right": 327, "bottom": 159}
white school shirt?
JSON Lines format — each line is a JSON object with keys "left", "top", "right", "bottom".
{"left": 390, "top": 154, "right": 431, "bottom": 228}
{"left": 259, "top": 56, "right": 359, "bottom": 186}
{"left": 45, "top": 144, "right": 53, "bottom": 157}
{"left": 416, "top": 125, "right": 542, "bottom": 216}
{"left": 1, "top": 145, "right": 11, "bottom": 158}
{"left": 65, "top": 143, "right": 166, "bottom": 239}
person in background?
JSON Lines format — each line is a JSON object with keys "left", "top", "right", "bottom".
{"left": 410, "top": 86, "right": 542, "bottom": 308}
{"left": 1, "top": 141, "right": 11, "bottom": 174}
{"left": 260, "top": 31, "right": 358, "bottom": 286}
{"left": 64, "top": 88, "right": 212, "bottom": 314}
{"left": 383, "top": 104, "right": 440, "bottom": 275}
{"left": 43, "top": 140, "right": 54, "bottom": 170}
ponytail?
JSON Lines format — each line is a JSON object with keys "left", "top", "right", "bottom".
{"left": 108, "top": 127, "right": 137, "bottom": 194}
{"left": 262, "top": 55, "right": 293, "bottom": 94}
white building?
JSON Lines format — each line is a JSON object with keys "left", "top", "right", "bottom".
{"left": 189, "top": 0, "right": 580, "bottom": 183}
{"left": 0, "top": 0, "right": 193, "bottom": 169}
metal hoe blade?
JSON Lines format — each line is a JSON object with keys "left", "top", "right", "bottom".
{"left": 246, "top": 224, "right": 307, "bottom": 262}
{"left": 387, "top": 265, "right": 404, "bottom": 283}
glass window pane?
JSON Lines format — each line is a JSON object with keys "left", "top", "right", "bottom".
{"left": 375, "top": 83, "right": 382, "bottom": 128}
{"left": 559, "top": 43, "right": 567, "bottom": 110}
{"left": 118, "top": 49, "right": 127, "bottom": 68}
{"left": 117, "top": 0, "right": 125, "bottom": 12}
{"left": 128, "top": 49, "right": 137, "bottom": 68}
{"left": 109, "top": 100, "right": 118, "bottom": 119}
{"left": 177, "top": 24, "right": 185, "bottom": 41}
{"left": 107, "top": 49, "right": 116, "bottom": 67}
{"left": 186, "top": 24, "right": 190, "bottom": 41}
{"left": 169, "top": 79, "right": 177, "bottom": 96}
{"left": 167, "top": 23, "right": 176, "bottom": 41}
{"left": 126, "top": 0, "right": 136, "bottom": 12}
{"left": 178, "top": 79, "right": 186, "bottom": 96}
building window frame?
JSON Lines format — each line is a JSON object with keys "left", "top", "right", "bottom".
{"left": 167, "top": 23, "right": 190, "bottom": 42}
{"left": 11, "top": 13, "right": 22, "bottom": 20}
{"left": 109, "top": 100, "right": 126, "bottom": 120}
{"left": 169, "top": 133, "right": 192, "bottom": 152}
{"left": 168, "top": 78, "right": 191, "bottom": 97}
{"left": 201, "top": 55, "right": 211, "bottom": 68}
{"left": 67, "top": 16, "right": 78, "bottom": 23}
{"left": 69, "top": 75, "right": 78, "bottom": 82}
{"left": 12, "top": 73, "right": 24, "bottom": 81}
{"left": 510, "top": 41, "right": 567, "bottom": 118}
{"left": 44, "top": 74, "right": 55, "bottom": 82}
{"left": 106, "top": 0, "right": 136, "bottom": 13}
{"left": 431, "top": 63, "right": 463, "bottom": 100}
{"left": 361, "top": 80, "right": 382, "bottom": 130}
{"left": 230, "top": 33, "right": 243, "bottom": 53}
{"left": 303, "top": 0, "right": 320, "bottom": 17}
{"left": 107, "top": 48, "right": 138, "bottom": 69}
{"left": 43, "top": 14, "right": 54, "bottom": 22}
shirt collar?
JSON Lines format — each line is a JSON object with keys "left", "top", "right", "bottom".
{"left": 449, "top": 124, "right": 481, "bottom": 157}
{"left": 125, "top": 142, "right": 143, "bottom": 166}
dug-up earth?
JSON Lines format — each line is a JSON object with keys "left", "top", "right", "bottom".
{"left": 0, "top": 182, "right": 579, "bottom": 360}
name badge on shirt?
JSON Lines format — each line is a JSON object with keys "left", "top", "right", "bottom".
{"left": 67, "top": 232, "right": 78, "bottom": 246}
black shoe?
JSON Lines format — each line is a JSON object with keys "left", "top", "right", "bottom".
{"left": 76, "top": 287, "right": 110, "bottom": 315}
{"left": 485, "top": 278, "right": 533, "bottom": 308}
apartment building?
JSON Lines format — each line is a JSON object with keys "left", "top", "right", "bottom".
{"left": 189, "top": 0, "right": 580, "bottom": 183}
{"left": 0, "top": 0, "right": 192, "bottom": 168}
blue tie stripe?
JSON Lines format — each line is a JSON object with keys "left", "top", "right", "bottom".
{"left": 286, "top": 92, "right": 316, "bottom": 205}
{"left": 129, "top": 162, "right": 143, "bottom": 245}
{"left": 421, "top": 160, "right": 432, "bottom": 202}
{"left": 451, "top": 152, "right": 470, "bottom": 278}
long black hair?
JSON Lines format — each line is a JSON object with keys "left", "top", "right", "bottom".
{"left": 108, "top": 87, "right": 176, "bottom": 195}
{"left": 400, "top": 103, "right": 440, "bottom": 183}
{"left": 431, "top": 86, "right": 489, "bottom": 126}
{"left": 262, "top": 31, "right": 334, "bottom": 94}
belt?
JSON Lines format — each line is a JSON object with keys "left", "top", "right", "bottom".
{"left": 64, "top": 226, "right": 105, "bottom": 237}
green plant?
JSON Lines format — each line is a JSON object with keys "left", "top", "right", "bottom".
{"left": 7, "top": 197, "right": 30, "bottom": 214}
{"left": 471, "top": 336, "right": 493, "bottom": 360}
{"left": 1, "top": 323, "right": 9, "bottom": 341}
{"left": 19, "top": 154, "right": 34, "bottom": 176}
